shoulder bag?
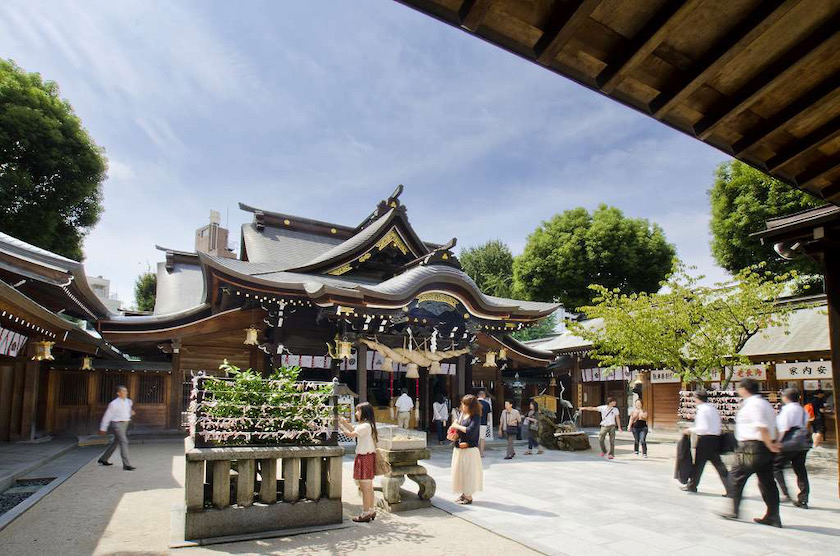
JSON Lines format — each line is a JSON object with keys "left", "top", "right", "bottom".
{"left": 780, "top": 426, "right": 812, "bottom": 452}
{"left": 374, "top": 449, "right": 391, "bottom": 476}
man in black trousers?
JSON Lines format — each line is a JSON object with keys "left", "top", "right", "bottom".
{"left": 721, "top": 378, "right": 781, "bottom": 527}
{"left": 773, "top": 388, "right": 810, "bottom": 508}
{"left": 682, "top": 390, "right": 729, "bottom": 494}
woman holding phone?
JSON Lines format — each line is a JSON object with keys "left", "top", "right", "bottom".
{"left": 449, "top": 394, "right": 484, "bottom": 505}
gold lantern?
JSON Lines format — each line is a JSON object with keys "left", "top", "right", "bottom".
{"left": 32, "top": 340, "right": 55, "bottom": 361}
{"left": 499, "top": 348, "right": 508, "bottom": 360}
{"left": 380, "top": 357, "right": 394, "bottom": 372}
{"left": 405, "top": 363, "right": 420, "bottom": 379}
{"left": 326, "top": 337, "right": 354, "bottom": 360}
{"left": 243, "top": 326, "right": 260, "bottom": 346}
{"left": 484, "top": 351, "right": 497, "bottom": 368}
{"left": 81, "top": 356, "right": 94, "bottom": 371}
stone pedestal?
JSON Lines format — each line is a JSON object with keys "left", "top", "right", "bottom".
{"left": 375, "top": 447, "right": 436, "bottom": 512}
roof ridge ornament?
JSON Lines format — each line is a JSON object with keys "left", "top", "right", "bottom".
{"left": 360, "top": 184, "right": 407, "bottom": 230}
{"left": 399, "top": 237, "right": 461, "bottom": 271}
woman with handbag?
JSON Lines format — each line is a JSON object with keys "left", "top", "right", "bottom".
{"left": 338, "top": 402, "right": 379, "bottom": 523}
{"left": 524, "top": 400, "right": 543, "bottom": 455}
{"left": 449, "top": 394, "right": 484, "bottom": 505}
{"left": 499, "top": 400, "right": 522, "bottom": 460}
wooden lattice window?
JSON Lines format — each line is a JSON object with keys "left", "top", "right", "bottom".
{"left": 137, "top": 374, "right": 164, "bottom": 404}
{"left": 58, "top": 372, "right": 89, "bottom": 406}
{"left": 99, "top": 373, "right": 130, "bottom": 403}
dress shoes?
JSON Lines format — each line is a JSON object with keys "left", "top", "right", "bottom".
{"left": 123, "top": 465, "right": 136, "bottom": 471}
{"left": 98, "top": 461, "right": 113, "bottom": 466}
{"left": 753, "top": 516, "right": 782, "bottom": 528}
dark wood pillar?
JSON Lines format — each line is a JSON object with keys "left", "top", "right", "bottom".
{"left": 456, "top": 355, "right": 466, "bottom": 400}
{"left": 169, "top": 341, "right": 182, "bottom": 431}
{"left": 356, "top": 343, "right": 368, "bottom": 403}
{"left": 20, "top": 358, "right": 40, "bottom": 440}
{"left": 8, "top": 363, "right": 25, "bottom": 441}
{"left": 823, "top": 245, "right": 840, "bottom": 496}
{"left": 419, "top": 368, "right": 429, "bottom": 431}
{"left": 0, "top": 364, "right": 14, "bottom": 441}
{"left": 493, "top": 366, "right": 503, "bottom": 423}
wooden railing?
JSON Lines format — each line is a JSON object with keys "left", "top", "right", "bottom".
{"left": 183, "top": 438, "right": 344, "bottom": 540}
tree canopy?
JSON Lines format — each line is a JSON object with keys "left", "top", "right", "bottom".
{"left": 134, "top": 271, "right": 157, "bottom": 312}
{"left": 0, "top": 59, "right": 106, "bottom": 260}
{"left": 574, "top": 263, "right": 800, "bottom": 386}
{"left": 709, "top": 160, "right": 824, "bottom": 276}
{"left": 513, "top": 205, "right": 675, "bottom": 310}
{"left": 511, "top": 312, "right": 558, "bottom": 342}
{"left": 459, "top": 239, "right": 514, "bottom": 298}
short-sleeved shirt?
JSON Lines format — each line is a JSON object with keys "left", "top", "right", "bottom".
{"left": 735, "top": 395, "right": 777, "bottom": 441}
{"left": 597, "top": 405, "right": 619, "bottom": 427}
{"left": 478, "top": 399, "right": 492, "bottom": 425}
{"left": 354, "top": 422, "right": 376, "bottom": 455}
{"left": 776, "top": 402, "right": 807, "bottom": 437}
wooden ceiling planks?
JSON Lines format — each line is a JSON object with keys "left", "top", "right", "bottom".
{"left": 394, "top": 0, "right": 840, "bottom": 202}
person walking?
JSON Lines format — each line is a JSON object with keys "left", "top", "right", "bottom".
{"left": 394, "top": 389, "right": 414, "bottom": 429}
{"left": 681, "top": 390, "right": 728, "bottom": 494}
{"left": 809, "top": 389, "right": 827, "bottom": 448}
{"left": 449, "top": 394, "right": 484, "bottom": 505}
{"left": 720, "top": 378, "right": 782, "bottom": 528}
{"left": 581, "top": 397, "right": 622, "bottom": 459}
{"left": 477, "top": 390, "right": 492, "bottom": 457}
{"left": 524, "top": 400, "right": 543, "bottom": 455}
{"left": 432, "top": 394, "right": 449, "bottom": 445}
{"left": 628, "top": 399, "right": 649, "bottom": 458}
{"left": 499, "top": 400, "right": 522, "bottom": 460}
{"left": 773, "top": 388, "right": 810, "bottom": 509}
{"left": 98, "top": 386, "right": 136, "bottom": 471}
{"left": 338, "top": 402, "right": 379, "bottom": 523}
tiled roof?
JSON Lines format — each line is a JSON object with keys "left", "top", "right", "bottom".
{"left": 241, "top": 223, "right": 342, "bottom": 267}
{"left": 739, "top": 305, "right": 829, "bottom": 357}
{"left": 154, "top": 260, "right": 206, "bottom": 316}
{"left": 294, "top": 209, "right": 397, "bottom": 269}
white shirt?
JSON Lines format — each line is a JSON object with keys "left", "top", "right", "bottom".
{"left": 395, "top": 394, "right": 414, "bottom": 412}
{"left": 735, "top": 394, "right": 777, "bottom": 441}
{"left": 691, "top": 403, "right": 722, "bottom": 436}
{"left": 100, "top": 397, "right": 133, "bottom": 431}
{"left": 432, "top": 401, "right": 449, "bottom": 421}
{"left": 597, "top": 405, "right": 619, "bottom": 427}
{"left": 776, "top": 402, "right": 808, "bottom": 437}
{"left": 354, "top": 422, "right": 376, "bottom": 455}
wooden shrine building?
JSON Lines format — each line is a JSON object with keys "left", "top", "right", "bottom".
{"left": 98, "top": 187, "right": 558, "bottom": 432}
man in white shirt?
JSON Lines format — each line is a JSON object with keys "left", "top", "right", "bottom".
{"left": 98, "top": 386, "right": 136, "bottom": 470}
{"left": 773, "top": 388, "right": 810, "bottom": 508}
{"left": 682, "top": 390, "right": 729, "bottom": 494}
{"left": 581, "top": 397, "right": 622, "bottom": 459}
{"left": 394, "top": 389, "right": 414, "bottom": 429}
{"left": 721, "top": 378, "right": 780, "bottom": 527}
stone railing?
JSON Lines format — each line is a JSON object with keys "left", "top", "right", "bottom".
{"left": 184, "top": 438, "right": 344, "bottom": 540}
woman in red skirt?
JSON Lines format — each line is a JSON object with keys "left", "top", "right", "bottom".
{"left": 339, "top": 402, "right": 378, "bottom": 522}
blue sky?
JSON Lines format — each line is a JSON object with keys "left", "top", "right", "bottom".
{"left": 0, "top": 1, "right": 729, "bottom": 307}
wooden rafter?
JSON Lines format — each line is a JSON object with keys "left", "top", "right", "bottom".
{"left": 650, "top": 0, "right": 796, "bottom": 118}
{"left": 695, "top": 15, "right": 840, "bottom": 141}
{"left": 533, "top": 0, "right": 600, "bottom": 66}
{"left": 767, "top": 114, "right": 840, "bottom": 173}
{"left": 458, "top": 0, "right": 492, "bottom": 31}
{"left": 796, "top": 151, "right": 840, "bottom": 191}
{"left": 597, "top": 0, "right": 696, "bottom": 95}
{"left": 732, "top": 72, "right": 840, "bottom": 156}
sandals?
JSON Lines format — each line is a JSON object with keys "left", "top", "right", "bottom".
{"left": 353, "top": 511, "right": 377, "bottom": 523}
{"left": 456, "top": 497, "right": 473, "bottom": 505}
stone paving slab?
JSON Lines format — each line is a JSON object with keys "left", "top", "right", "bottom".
{"left": 0, "top": 438, "right": 77, "bottom": 492}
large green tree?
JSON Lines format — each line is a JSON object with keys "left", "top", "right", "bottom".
{"left": 0, "top": 59, "right": 106, "bottom": 260}
{"left": 511, "top": 312, "right": 558, "bottom": 342}
{"left": 134, "top": 271, "right": 157, "bottom": 312}
{"left": 709, "top": 160, "right": 824, "bottom": 276}
{"left": 460, "top": 239, "right": 514, "bottom": 298}
{"left": 514, "top": 205, "right": 675, "bottom": 310}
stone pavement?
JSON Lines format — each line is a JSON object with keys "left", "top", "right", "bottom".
{"left": 422, "top": 436, "right": 840, "bottom": 556}
{"left": 0, "top": 439, "right": 537, "bottom": 555}
{"left": 0, "top": 438, "right": 77, "bottom": 492}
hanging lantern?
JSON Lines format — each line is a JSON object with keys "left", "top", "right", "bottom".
{"left": 81, "top": 356, "right": 94, "bottom": 371}
{"left": 485, "top": 351, "right": 497, "bottom": 368}
{"left": 499, "top": 348, "right": 508, "bottom": 360}
{"left": 406, "top": 363, "right": 420, "bottom": 379}
{"left": 380, "top": 357, "right": 394, "bottom": 372}
{"left": 32, "top": 341, "right": 55, "bottom": 361}
{"left": 429, "top": 361, "right": 443, "bottom": 375}
{"left": 244, "top": 326, "right": 260, "bottom": 346}
{"left": 338, "top": 339, "right": 353, "bottom": 360}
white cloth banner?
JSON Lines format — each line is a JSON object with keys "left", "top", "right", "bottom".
{"left": 729, "top": 365, "right": 766, "bottom": 381}
{"left": 775, "top": 361, "right": 832, "bottom": 380}
{"left": 0, "top": 326, "right": 28, "bottom": 357}
{"left": 650, "top": 369, "right": 681, "bottom": 384}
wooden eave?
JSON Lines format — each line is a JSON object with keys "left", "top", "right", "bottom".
{"left": 395, "top": 0, "right": 840, "bottom": 203}
{"left": 98, "top": 307, "right": 262, "bottom": 345}
{"left": 477, "top": 332, "right": 556, "bottom": 366}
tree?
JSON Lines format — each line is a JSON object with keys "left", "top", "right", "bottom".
{"left": 709, "top": 160, "right": 824, "bottom": 276}
{"left": 0, "top": 59, "right": 106, "bottom": 260}
{"left": 512, "top": 312, "right": 558, "bottom": 342}
{"left": 134, "top": 271, "right": 156, "bottom": 312}
{"left": 460, "top": 239, "right": 514, "bottom": 298}
{"left": 513, "top": 205, "right": 675, "bottom": 310}
{"left": 573, "top": 263, "right": 801, "bottom": 387}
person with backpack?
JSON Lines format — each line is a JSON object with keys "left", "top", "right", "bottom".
{"left": 581, "top": 397, "right": 622, "bottom": 459}
{"left": 773, "top": 388, "right": 810, "bottom": 508}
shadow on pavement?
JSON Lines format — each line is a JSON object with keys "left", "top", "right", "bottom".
{"left": 471, "top": 500, "right": 559, "bottom": 517}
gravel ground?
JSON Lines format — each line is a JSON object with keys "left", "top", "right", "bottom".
{"left": 0, "top": 492, "right": 35, "bottom": 517}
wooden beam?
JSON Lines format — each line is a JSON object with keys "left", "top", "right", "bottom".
{"left": 695, "top": 15, "right": 840, "bottom": 141}
{"left": 821, "top": 235, "right": 840, "bottom": 497}
{"left": 767, "top": 114, "right": 840, "bottom": 173}
{"left": 795, "top": 151, "right": 840, "bottom": 189}
{"left": 650, "top": 0, "right": 795, "bottom": 118}
{"left": 533, "top": 0, "right": 600, "bottom": 66}
{"left": 458, "top": 0, "right": 491, "bottom": 32}
{"left": 731, "top": 72, "right": 840, "bottom": 156}
{"left": 597, "top": 0, "right": 695, "bottom": 94}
